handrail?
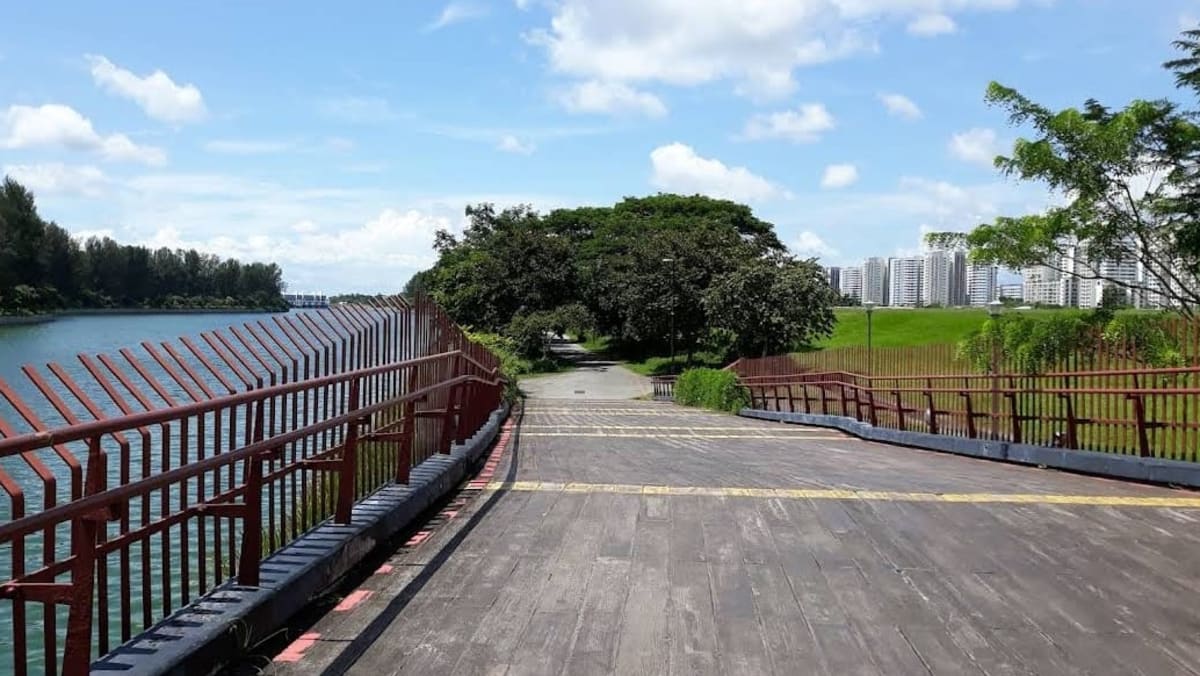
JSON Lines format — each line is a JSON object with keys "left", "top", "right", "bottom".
{"left": 0, "top": 294, "right": 505, "bottom": 675}
{"left": 0, "top": 370, "right": 500, "bottom": 544}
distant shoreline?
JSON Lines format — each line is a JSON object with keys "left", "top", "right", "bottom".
{"left": 0, "top": 307, "right": 288, "bottom": 326}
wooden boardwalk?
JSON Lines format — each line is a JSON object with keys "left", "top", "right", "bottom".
{"left": 268, "top": 399, "right": 1200, "bottom": 675}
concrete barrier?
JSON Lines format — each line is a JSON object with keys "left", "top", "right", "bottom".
{"left": 92, "top": 404, "right": 510, "bottom": 676}
{"left": 741, "top": 408, "right": 1200, "bottom": 489}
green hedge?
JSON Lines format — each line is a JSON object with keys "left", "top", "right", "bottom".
{"left": 674, "top": 368, "right": 748, "bottom": 413}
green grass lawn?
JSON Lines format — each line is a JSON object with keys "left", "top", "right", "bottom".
{"left": 814, "top": 307, "right": 1074, "bottom": 349}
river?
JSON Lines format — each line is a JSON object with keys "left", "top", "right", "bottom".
{"left": 0, "top": 310, "right": 314, "bottom": 672}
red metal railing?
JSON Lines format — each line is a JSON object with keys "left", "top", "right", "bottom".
{"left": 740, "top": 366, "right": 1200, "bottom": 461}
{"left": 0, "top": 294, "right": 503, "bottom": 675}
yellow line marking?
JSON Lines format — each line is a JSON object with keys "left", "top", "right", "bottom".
{"left": 524, "top": 410, "right": 722, "bottom": 415}
{"left": 483, "top": 480, "right": 1200, "bottom": 508}
{"left": 520, "top": 425, "right": 829, "bottom": 432}
{"left": 519, "top": 432, "right": 846, "bottom": 439}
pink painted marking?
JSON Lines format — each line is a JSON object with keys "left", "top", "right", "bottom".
{"left": 375, "top": 564, "right": 394, "bottom": 575}
{"left": 406, "top": 531, "right": 431, "bottom": 546}
{"left": 443, "top": 510, "right": 459, "bottom": 519}
{"left": 275, "top": 632, "right": 321, "bottom": 663}
{"left": 334, "top": 589, "right": 374, "bottom": 612}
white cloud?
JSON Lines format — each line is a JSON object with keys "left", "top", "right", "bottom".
{"left": 497, "top": 134, "right": 536, "bottom": 154}
{"left": 649, "top": 142, "right": 779, "bottom": 202}
{"left": 949, "top": 127, "right": 1002, "bottom": 168}
{"left": 426, "top": 2, "right": 488, "bottom": 31}
{"left": 907, "top": 13, "right": 957, "bottom": 36}
{"left": 557, "top": 80, "right": 667, "bottom": 118}
{"left": 204, "top": 139, "right": 294, "bottom": 155}
{"left": 87, "top": 55, "right": 206, "bottom": 124}
{"left": 792, "top": 230, "right": 837, "bottom": 258}
{"left": 820, "top": 163, "right": 858, "bottom": 189}
{"left": 878, "top": 93, "right": 922, "bottom": 120}
{"left": 527, "top": 0, "right": 1025, "bottom": 99}
{"left": 1181, "top": 13, "right": 1198, "bottom": 30}
{"left": 2, "top": 163, "right": 108, "bottom": 197}
{"left": 741, "top": 103, "right": 834, "bottom": 143}
{"left": 1, "top": 104, "right": 166, "bottom": 165}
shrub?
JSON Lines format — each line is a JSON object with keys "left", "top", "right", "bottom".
{"left": 674, "top": 367, "right": 748, "bottom": 413}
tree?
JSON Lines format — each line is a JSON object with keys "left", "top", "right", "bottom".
{"left": 702, "top": 255, "right": 836, "bottom": 357}
{"left": 0, "top": 176, "right": 288, "bottom": 313}
{"left": 927, "top": 32, "right": 1200, "bottom": 316}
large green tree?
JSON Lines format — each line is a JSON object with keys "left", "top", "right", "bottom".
{"left": 702, "top": 255, "right": 836, "bottom": 357}
{"left": 928, "top": 32, "right": 1200, "bottom": 316}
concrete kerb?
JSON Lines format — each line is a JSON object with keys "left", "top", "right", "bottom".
{"left": 740, "top": 408, "right": 1200, "bottom": 489}
{"left": 91, "top": 404, "right": 511, "bottom": 676}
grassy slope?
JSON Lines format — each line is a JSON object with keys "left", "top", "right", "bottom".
{"left": 814, "top": 307, "right": 1072, "bottom": 349}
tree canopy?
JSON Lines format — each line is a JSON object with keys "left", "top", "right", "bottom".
{"left": 0, "top": 177, "right": 287, "bottom": 314}
{"left": 927, "top": 31, "right": 1200, "bottom": 316}
{"left": 416, "top": 193, "right": 833, "bottom": 364}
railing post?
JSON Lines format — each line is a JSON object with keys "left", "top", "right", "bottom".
{"left": 238, "top": 401, "right": 266, "bottom": 586}
{"left": 1129, "top": 393, "right": 1151, "bottom": 458}
{"left": 1059, "top": 393, "right": 1078, "bottom": 449}
{"left": 62, "top": 435, "right": 105, "bottom": 674}
{"left": 865, "top": 385, "right": 878, "bottom": 427}
{"left": 440, "top": 382, "right": 461, "bottom": 455}
{"left": 924, "top": 378, "right": 939, "bottom": 435}
{"left": 961, "top": 392, "right": 976, "bottom": 439}
{"left": 1006, "top": 376, "right": 1021, "bottom": 443}
{"left": 893, "top": 391, "right": 905, "bottom": 431}
{"left": 801, "top": 384, "right": 812, "bottom": 414}
{"left": 337, "top": 378, "right": 362, "bottom": 524}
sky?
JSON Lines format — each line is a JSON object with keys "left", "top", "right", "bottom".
{"left": 1, "top": 1, "right": 1196, "bottom": 293}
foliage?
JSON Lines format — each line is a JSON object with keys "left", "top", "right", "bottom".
{"left": 701, "top": 255, "right": 837, "bottom": 358}
{"left": 673, "top": 368, "right": 748, "bottom": 413}
{"left": 504, "top": 310, "right": 559, "bottom": 360}
{"left": 419, "top": 194, "right": 789, "bottom": 362}
{"left": 926, "top": 31, "right": 1200, "bottom": 316}
{"left": 0, "top": 177, "right": 287, "bottom": 314}
{"left": 1102, "top": 314, "right": 1187, "bottom": 367}
{"left": 957, "top": 311, "right": 1185, "bottom": 373}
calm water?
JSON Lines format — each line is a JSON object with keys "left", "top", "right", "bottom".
{"left": 0, "top": 310, "right": 309, "bottom": 672}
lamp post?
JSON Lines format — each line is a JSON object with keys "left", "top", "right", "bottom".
{"left": 662, "top": 257, "right": 676, "bottom": 372}
{"left": 987, "top": 299, "right": 1003, "bottom": 440}
{"left": 863, "top": 301, "right": 877, "bottom": 376}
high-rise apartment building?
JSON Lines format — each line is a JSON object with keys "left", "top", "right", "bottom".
{"left": 888, "top": 257, "right": 924, "bottom": 307}
{"left": 922, "top": 251, "right": 951, "bottom": 306}
{"left": 999, "top": 284, "right": 1023, "bottom": 300}
{"left": 825, "top": 266, "right": 841, "bottom": 292}
{"left": 967, "top": 264, "right": 999, "bottom": 306}
{"left": 948, "top": 250, "right": 968, "bottom": 306}
{"left": 863, "top": 257, "right": 889, "bottom": 305}
{"left": 839, "top": 267, "right": 863, "bottom": 302}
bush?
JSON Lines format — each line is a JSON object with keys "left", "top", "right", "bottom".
{"left": 674, "top": 367, "right": 748, "bottom": 413}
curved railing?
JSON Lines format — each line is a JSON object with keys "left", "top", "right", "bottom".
{"left": 0, "top": 294, "right": 502, "bottom": 675}
{"left": 739, "top": 365, "right": 1200, "bottom": 460}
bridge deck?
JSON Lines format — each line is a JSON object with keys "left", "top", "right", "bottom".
{"left": 270, "top": 399, "right": 1200, "bottom": 675}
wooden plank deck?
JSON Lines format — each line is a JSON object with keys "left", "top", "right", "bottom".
{"left": 266, "top": 399, "right": 1200, "bottom": 675}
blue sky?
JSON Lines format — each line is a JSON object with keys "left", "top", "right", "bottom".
{"left": 1, "top": 1, "right": 1196, "bottom": 292}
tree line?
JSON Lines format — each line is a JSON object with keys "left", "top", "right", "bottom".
{"left": 0, "top": 177, "right": 288, "bottom": 315}
{"left": 409, "top": 194, "right": 837, "bottom": 365}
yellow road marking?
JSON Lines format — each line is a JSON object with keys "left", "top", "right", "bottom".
{"left": 483, "top": 480, "right": 1200, "bottom": 508}
{"left": 519, "top": 432, "right": 846, "bottom": 439}
{"left": 524, "top": 410, "right": 721, "bottom": 415}
{"left": 520, "top": 425, "right": 828, "bottom": 432}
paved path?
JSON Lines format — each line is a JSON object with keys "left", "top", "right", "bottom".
{"left": 268, "top": 366, "right": 1200, "bottom": 675}
{"left": 517, "top": 341, "right": 651, "bottom": 400}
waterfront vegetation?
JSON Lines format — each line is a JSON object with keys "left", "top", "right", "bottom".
{"left": 0, "top": 177, "right": 288, "bottom": 315}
